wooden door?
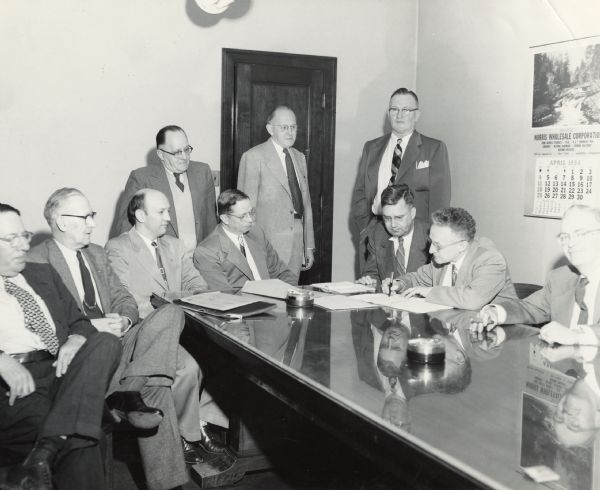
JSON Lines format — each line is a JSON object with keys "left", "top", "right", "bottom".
{"left": 221, "top": 48, "right": 336, "bottom": 284}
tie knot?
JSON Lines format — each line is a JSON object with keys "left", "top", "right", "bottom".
{"left": 397, "top": 138, "right": 402, "bottom": 146}
{"left": 396, "top": 236, "right": 404, "bottom": 245}
{"left": 151, "top": 241, "right": 158, "bottom": 248}
{"left": 580, "top": 276, "right": 590, "bottom": 287}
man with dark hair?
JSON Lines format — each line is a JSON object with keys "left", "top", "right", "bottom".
{"left": 194, "top": 189, "right": 297, "bottom": 291}
{"left": 0, "top": 203, "right": 121, "bottom": 490}
{"left": 238, "top": 106, "right": 315, "bottom": 282}
{"left": 112, "top": 125, "right": 217, "bottom": 251}
{"left": 357, "top": 184, "right": 429, "bottom": 287}
{"left": 351, "top": 87, "right": 451, "bottom": 267}
{"left": 390, "top": 207, "right": 517, "bottom": 309}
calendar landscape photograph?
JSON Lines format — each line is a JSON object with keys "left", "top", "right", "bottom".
{"left": 532, "top": 42, "right": 600, "bottom": 128}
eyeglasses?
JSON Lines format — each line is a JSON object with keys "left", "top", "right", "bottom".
{"left": 227, "top": 209, "right": 257, "bottom": 221}
{"left": 270, "top": 124, "right": 297, "bottom": 132}
{"left": 61, "top": 212, "right": 97, "bottom": 223}
{"left": 429, "top": 238, "right": 465, "bottom": 252}
{"left": 556, "top": 228, "right": 600, "bottom": 245}
{"left": 0, "top": 231, "right": 34, "bottom": 248}
{"left": 159, "top": 146, "right": 194, "bottom": 158}
{"left": 388, "top": 107, "right": 419, "bottom": 117}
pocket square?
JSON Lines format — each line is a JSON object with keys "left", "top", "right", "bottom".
{"left": 416, "top": 160, "right": 430, "bottom": 169}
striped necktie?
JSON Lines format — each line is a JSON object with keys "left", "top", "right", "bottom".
{"left": 390, "top": 139, "right": 402, "bottom": 184}
{"left": 575, "top": 276, "right": 590, "bottom": 325}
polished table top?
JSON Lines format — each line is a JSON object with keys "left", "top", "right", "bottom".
{"left": 184, "top": 298, "right": 600, "bottom": 490}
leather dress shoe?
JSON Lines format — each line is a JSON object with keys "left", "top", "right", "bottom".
{"left": 193, "top": 424, "right": 227, "bottom": 454}
{"left": 182, "top": 438, "right": 203, "bottom": 465}
{"left": 106, "top": 391, "right": 163, "bottom": 430}
{"left": 5, "top": 437, "right": 64, "bottom": 490}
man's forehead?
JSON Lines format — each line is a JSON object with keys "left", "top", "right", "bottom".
{"left": 430, "top": 224, "right": 453, "bottom": 239}
{"left": 561, "top": 209, "right": 598, "bottom": 231}
{"left": 145, "top": 191, "right": 169, "bottom": 210}
{"left": 271, "top": 109, "right": 296, "bottom": 124}
{"left": 231, "top": 199, "right": 251, "bottom": 212}
{"left": 0, "top": 212, "right": 24, "bottom": 234}
{"left": 164, "top": 130, "right": 188, "bottom": 147}
{"left": 382, "top": 200, "right": 410, "bottom": 216}
{"left": 61, "top": 194, "right": 91, "bottom": 212}
{"left": 390, "top": 93, "right": 417, "bottom": 107}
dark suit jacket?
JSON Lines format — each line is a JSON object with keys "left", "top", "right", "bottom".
{"left": 112, "top": 162, "right": 217, "bottom": 244}
{"left": 351, "top": 131, "right": 451, "bottom": 232}
{"left": 193, "top": 224, "right": 297, "bottom": 291}
{"left": 361, "top": 219, "right": 430, "bottom": 281}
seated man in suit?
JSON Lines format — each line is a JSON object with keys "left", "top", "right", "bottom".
{"left": 0, "top": 203, "right": 121, "bottom": 490}
{"left": 194, "top": 189, "right": 297, "bottom": 291}
{"left": 389, "top": 207, "right": 517, "bottom": 310}
{"left": 27, "top": 188, "right": 219, "bottom": 490}
{"left": 106, "top": 188, "right": 228, "bottom": 442}
{"left": 356, "top": 183, "right": 429, "bottom": 288}
{"left": 472, "top": 205, "right": 600, "bottom": 346}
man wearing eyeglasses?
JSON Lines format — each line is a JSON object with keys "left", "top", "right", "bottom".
{"left": 28, "top": 188, "right": 208, "bottom": 490}
{"left": 194, "top": 189, "right": 297, "bottom": 292}
{"left": 351, "top": 88, "right": 451, "bottom": 268}
{"left": 472, "top": 205, "right": 600, "bottom": 346}
{"left": 237, "top": 106, "right": 315, "bottom": 283}
{"left": 0, "top": 202, "right": 121, "bottom": 490}
{"left": 112, "top": 125, "right": 217, "bottom": 252}
{"left": 388, "top": 207, "right": 517, "bottom": 309}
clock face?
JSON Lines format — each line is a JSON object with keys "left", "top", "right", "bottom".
{"left": 196, "top": 0, "right": 236, "bottom": 14}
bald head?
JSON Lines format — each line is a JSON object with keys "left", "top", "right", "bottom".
{"left": 128, "top": 189, "right": 171, "bottom": 240}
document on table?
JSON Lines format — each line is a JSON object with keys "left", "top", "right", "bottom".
{"left": 311, "top": 281, "right": 376, "bottom": 294}
{"left": 241, "top": 279, "right": 300, "bottom": 300}
{"left": 178, "top": 291, "right": 258, "bottom": 311}
{"left": 352, "top": 294, "right": 453, "bottom": 313}
{"left": 313, "top": 294, "right": 378, "bottom": 311}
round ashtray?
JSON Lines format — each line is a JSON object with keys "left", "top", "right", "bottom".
{"left": 286, "top": 289, "right": 314, "bottom": 308}
{"left": 407, "top": 337, "right": 446, "bottom": 364}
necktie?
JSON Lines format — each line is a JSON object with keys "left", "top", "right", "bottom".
{"left": 151, "top": 241, "right": 169, "bottom": 286}
{"left": 4, "top": 279, "right": 60, "bottom": 355}
{"left": 451, "top": 264, "right": 458, "bottom": 286}
{"left": 238, "top": 235, "right": 247, "bottom": 258}
{"left": 390, "top": 138, "right": 402, "bottom": 184}
{"left": 76, "top": 250, "right": 103, "bottom": 319}
{"left": 173, "top": 172, "right": 185, "bottom": 192}
{"left": 394, "top": 237, "right": 406, "bottom": 275}
{"left": 575, "top": 276, "right": 590, "bottom": 325}
{"left": 283, "top": 149, "right": 304, "bottom": 218}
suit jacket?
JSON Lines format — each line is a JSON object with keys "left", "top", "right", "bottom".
{"left": 193, "top": 223, "right": 297, "bottom": 292}
{"left": 105, "top": 229, "right": 208, "bottom": 318}
{"left": 351, "top": 131, "right": 451, "bottom": 233}
{"left": 112, "top": 162, "right": 217, "bottom": 244}
{"left": 28, "top": 239, "right": 139, "bottom": 325}
{"left": 361, "top": 219, "right": 430, "bottom": 281}
{"left": 500, "top": 265, "right": 600, "bottom": 327}
{"left": 19, "top": 262, "right": 97, "bottom": 345}
{"left": 238, "top": 139, "right": 314, "bottom": 264}
{"left": 397, "top": 237, "right": 518, "bottom": 310}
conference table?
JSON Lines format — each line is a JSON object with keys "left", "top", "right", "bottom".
{"left": 179, "top": 295, "right": 600, "bottom": 490}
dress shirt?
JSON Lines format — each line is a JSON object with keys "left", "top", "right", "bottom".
{"left": 372, "top": 132, "right": 413, "bottom": 215}
{"left": 135, "top": 230, "right": 160, "bottom": 263}
{"left": 55, "top": 240, "right": 104, "bottom": 313}
{"left": 388, "top": 225, "right": 415, "bottom": 270}
{"left": 222, "top": 226, "right": 262, "bottom": 280}
{"left": 165, "top": 168, "right": 197, "bottom": 252}
{"left": 0, "top": 274, "right": 57, "bottom": 354}
{"left": 441, "top": 252, "right": 467, "bottom": 287}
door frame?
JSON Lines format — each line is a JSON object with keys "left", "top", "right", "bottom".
{"left": 220, "top": 48, "right": 336, "bottom": 282}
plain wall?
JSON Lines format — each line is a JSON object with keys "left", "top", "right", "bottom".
{"left": 0, "top": 0, "right": 418, "bottom": 280}
{"left": 415, "top": 0, "right": 600, "bottom": 284}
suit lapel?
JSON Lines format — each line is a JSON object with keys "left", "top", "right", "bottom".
{"left": 264, "top": 141, "right": 292, "bottom": 198}
{"left": 81, "top": 248, "right": 111, "bottom": 313}
{"left": 217, "top": 226, "right": 254, "bottom": 280}
{"left": 45, "top": 240, "right": 83, "bottom": 310}
{"left": 128, "top": 230, "right": 168, "bottom": 292}
{"left": 158, "top": 236, "right": 178, "bottom": 291}
{"left": 150, "top": 166, "right": 179, "bottom": 236}
{"left": 244, "top": 232, "right": 270, "bottom": 279}
{"left": 396, "top": 131, "right": 421, "bottom": 182}
{"left": 407, "top": 220, "right": 428, "bottom": 272}
{"left": 186, "top": 163, "right": 202, "bottom": 239}
{"left": 453, "top": 241, "right": 480, "bottom": 286}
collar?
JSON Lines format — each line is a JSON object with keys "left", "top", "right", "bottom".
{"left": 451, "top": 249, "right": 468, "bottom": 270}
{"left": 134, "top": 229, "right": 158, "bottom": 251}
{"left": 54, "top": 238, "right": 80, "bottom": 259}
{"left": 390, "top": 131, "right": 414, "bottom": 146}
{"left": 270, "top": 137, "right": 289, "bottom": 156}
{"left": 164, "top": 167, "right": 188, "bottom": 180}
{"left": 388, "top": 224, "right": 415, "bottom": 244}
{"left": 222, "top": 225, "right": 245, "bottom": 245}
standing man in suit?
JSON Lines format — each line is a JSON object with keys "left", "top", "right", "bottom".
{"left": 28, "top": 188, "right": 220, "bottom": 490}
{"left": 389, "top": 207, "right": 517, "bottom": 310}
{"left": 356, "top": 184, "right": 430, "bottom": 288}
{"left": 112, "top": 125, "right": 217, "bottom": 252}
{"left": 351, "top": 88, "right": 450, "bottom": 266}
{"left": 194, "top": 189, "right": 297, "bottom": 292}
{"left": 238, "top": 106, "right": 314, "bottom": 282}
{"left": 473, "top": 205, "right": 600, "bottom": 346}
{"left": 0, "top": 203, "right": 121, "bottom": 490}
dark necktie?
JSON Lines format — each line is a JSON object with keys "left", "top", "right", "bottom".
{"left": 4, "top": 279, "right": 60, "bottom": 355}
{"left": 575, "top": 276, "right": 590, "bottom": 325}
{"left": 283, "top": 148, "right": 304, "bottom": 218}
{"left": 151, "top": 241, "right": 169, "bottom": 287}
{"left": 394, "top": 237, "right": 406, "bottom": 275}
{"left": 238, "top": 236, "right": 247, "bottom": 258}
{"left": 451, "top": 264, "right": 458, "bottom": 286}
{"left": 173, "top": 172, "right": 185, "bottom": 192}
{"left": 76, "top": 250, "right": 103, "bottom": 319}
{"left": 390, "top": 138, "right": 402, "bottom": 184}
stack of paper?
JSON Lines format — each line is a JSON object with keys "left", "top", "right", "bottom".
{"left": 311, "top": 281, "right": 376, "bottom": 295}
{"left": 352, "top": 293, "right": 453, "bottom": 313}
{"left": 241, "top": 279, "right": 300, "bottom": 300}
{"left": 313, "top": 294, "right": 377, "bottom": 311}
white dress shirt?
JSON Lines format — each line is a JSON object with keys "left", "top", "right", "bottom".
{"left": 222, "top": 227, "right": 262, "bottom": 280}
{"left": 388, "top": 225, "right": 415, "bottom": 270}
{"left": 166, "top": 168, "right": 197, "bottom": 252}
{"left": 441, "top": 252, "right": 467, "bottom": 287}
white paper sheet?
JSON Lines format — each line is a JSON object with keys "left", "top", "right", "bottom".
{"left": 313, "top": 294, "right": 378, "bottom": 311}
{"left": 351, "top": 293, "right": 453, "bottom": 313}
{"left": 178, "top": 291, "right": 258, "bottom": 311}
{"left": 311, "top": 281, "right": 376, "bottom": 294}
{"left": 241, "top": 279, "right": 300, "bottom": 299}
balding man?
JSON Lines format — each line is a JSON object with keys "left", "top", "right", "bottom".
{"left": 238, "top": 106, "right": 315, "bottom": 282}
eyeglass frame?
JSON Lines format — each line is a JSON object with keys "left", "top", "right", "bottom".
{"left": 556, "top": 228, "right": 600, "bottom": 245}
{"left": 0, "top": 231, "right": 34, "bottom": 248}
{"left": 388, "top": 107, "right": 419, "bottom": 117}
{"left": 61, "top": 212, "right": 97, "bottom": 223}
{"left": 227, "top": 209, "right": 257, "bottom": 221}
{"left": 269, "top": 124, "right": 298, "bottom": 132}
{"left": 159, "top": 145, "right": 194, "bottom": 158}
{"left": 428, "top": 238, "right": 466, "bottom": 252}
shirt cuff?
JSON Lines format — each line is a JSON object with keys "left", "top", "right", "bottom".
{"left": 490, "top": 304, "right": 507, "bottom": 324}
{"left": 576, "top": 324, "right": 598, "bottom": 347}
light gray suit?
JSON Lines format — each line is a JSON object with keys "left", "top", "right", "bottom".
{"left": 193, "top": 223, "right": 297, "bottom": 292}
{"left": 238, "top": 139, "right": 314, "bottom": 280}
{"left": 28, "top": 239, "right": 190, "bottom": 490}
